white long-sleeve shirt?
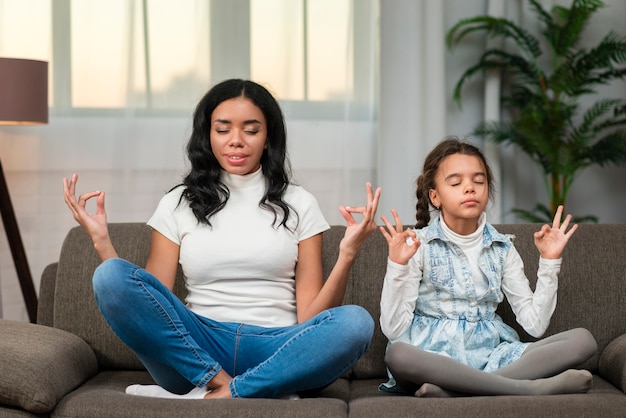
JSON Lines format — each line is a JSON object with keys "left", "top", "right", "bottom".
{"left": 380, "top": 222, "right": 561, "bottom": 341}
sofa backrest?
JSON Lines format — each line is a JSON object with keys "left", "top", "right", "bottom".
{"left": 49, "top": 223, "right": 626, "bottom": 377}
{"left": 52, "top": 224, "right": 183, "bottom": 370}
{"left": 492, "top": 223, "right": 626, "bottom": 372}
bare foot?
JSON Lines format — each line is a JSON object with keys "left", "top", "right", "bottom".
{"left": 203, "top": 369, "right": 233, "bottom": 399}
{"left": 415, "top": 383, "right": 458, "bottom": 398}
{"left": 531, "top": 369, "right": 593, "bottom": 395}
{"left": 203, "top": 384, "right": 232, "bottom": 399}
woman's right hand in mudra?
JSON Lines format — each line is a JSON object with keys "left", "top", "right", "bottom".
{"left": 63, "top": 173, "right": 117, "bottom": 259}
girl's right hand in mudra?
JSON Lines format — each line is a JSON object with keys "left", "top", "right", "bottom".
{"left": 379, "top": 209, "right": 420, "bottom": 265}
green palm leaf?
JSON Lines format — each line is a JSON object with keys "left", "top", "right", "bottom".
{"left": 447, "top": 16, "right": 542, "bottom": 58}
{"left": 571, "top": 98, "right": 622, "bottom": 140}
{"left": 551, "top": 0, "right": 604, "bottom": 54}
{"left": 588, "top": 131, "right": 626, "bottom": 166}
{"left": 452, "top": 49, "right": 542, "bottom": 105}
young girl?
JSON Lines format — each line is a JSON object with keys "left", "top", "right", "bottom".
{"left": 63, "top": 79, "right": 381, "bottom": 399}
{"left": 378, "top": 137, "right": 597, "bottom": 397}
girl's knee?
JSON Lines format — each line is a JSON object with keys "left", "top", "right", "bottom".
{"left": 385, "top": 342, "right": 408, "bottom": 369}
{"left": 573, "top": 328, "right": 597, "bottom": 357}
{"left": 384, "top": 343, "right": 421, "bottom": 380}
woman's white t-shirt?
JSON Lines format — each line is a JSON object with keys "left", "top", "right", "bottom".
{"left": 147, "top": 168, "right": 330, "bottom": 327}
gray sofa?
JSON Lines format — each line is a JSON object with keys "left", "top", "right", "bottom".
{"left": 1, "top": 222, "right": 625, "bottom": 417}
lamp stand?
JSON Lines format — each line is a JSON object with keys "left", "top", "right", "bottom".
{"left": 0, "top": 157, "right": 37, "bottom": 322}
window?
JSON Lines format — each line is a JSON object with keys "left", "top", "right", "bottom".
{"left": 0, "top": 0, "right": 377, "bottom": 117}
{"left": 0, "top": 0, "right": 51, "bottom": 59}
{"left": 251, "top": 0, "right": 352, "bottom": 101}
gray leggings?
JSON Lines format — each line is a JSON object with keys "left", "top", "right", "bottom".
{"left": 385, "top": 328, "right": 597, "bottom": 396}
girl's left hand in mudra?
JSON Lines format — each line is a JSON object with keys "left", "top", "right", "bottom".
{"left": 534, "top": 205, "right": 578, "bottom": 259}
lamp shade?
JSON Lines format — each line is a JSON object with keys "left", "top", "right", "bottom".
{"left": 0, "top": 57, "right": 48, "bottom": 125}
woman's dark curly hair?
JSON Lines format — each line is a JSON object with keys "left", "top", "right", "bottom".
{"left": 415, "top": 136, "right": 495, "bottom": 229}
{"left": 180, "top": 79, "right": 294, "bottom": 228}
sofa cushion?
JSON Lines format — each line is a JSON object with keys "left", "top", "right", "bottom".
{"left": 53, "top": 371, "right": 349, "bottom": 418}
{"left": 348, "top": 376, "right": 626, "bottom": 418}
{"left": 0, "top": 320, "right": 98, "bottom": 414}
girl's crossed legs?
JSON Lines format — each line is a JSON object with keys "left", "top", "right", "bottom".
{"left": 385, "top": 328, "right": 597, "bottom": 397}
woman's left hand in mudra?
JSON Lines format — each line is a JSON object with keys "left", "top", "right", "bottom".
{"left": 337, "top": 182, "right": 382, "bottom": 259}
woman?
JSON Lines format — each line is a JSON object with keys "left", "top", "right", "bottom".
{"left": 64, "top": 79, "right": 381, "bottom": 399}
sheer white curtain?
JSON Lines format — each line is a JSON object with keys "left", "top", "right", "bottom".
{"left": 378, "top": 0, "right": 447, "bottom": 224}
{"left": 378, "top": 0, "right": 516, "bottom": 225}
{"left": 0, "top": 0, "right": 378, "bottom": 320}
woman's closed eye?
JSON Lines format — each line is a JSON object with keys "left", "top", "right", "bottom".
{"left": 214, "top": 123, "right": 230, "bottom": 133}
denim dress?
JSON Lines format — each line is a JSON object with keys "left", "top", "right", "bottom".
{"left": 380, "top": 219, "right": 529, "bottom": 392}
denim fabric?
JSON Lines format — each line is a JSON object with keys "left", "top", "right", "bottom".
{"left": 93, "top": 258, "right": 374, "bottom": 398}
{"left": 417, "top": 219, "right": 511, "bottom": 321}
{"left": 404, "top": 219, "right": 528, "bottom": 372}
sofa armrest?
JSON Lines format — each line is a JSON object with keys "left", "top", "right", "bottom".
{"left": 599, "top": 333, "right": 626, "bottom": 393}
{"left": 0, "top": 319, "right": 98, "bottom": 414}
{"left": 37, "top": 262, "right": 57, "bottom": 327}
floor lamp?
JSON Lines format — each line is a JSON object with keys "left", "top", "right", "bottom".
{"left": 0, "top": 57, "right": 48, "bottom": 323}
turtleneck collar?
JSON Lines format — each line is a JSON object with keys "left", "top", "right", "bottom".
{"left": 219, "top": 166, "right": 265, "bottom": 190}
{"left": 439, "top": 212, "right": 486, "bottom": 247}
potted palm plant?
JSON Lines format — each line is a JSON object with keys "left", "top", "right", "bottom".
{"left": 447, "top": 0, "right": 626, "bottom": 222}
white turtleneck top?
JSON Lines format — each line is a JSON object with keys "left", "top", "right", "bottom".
{"left": 439, "top": 213, "right": 489, "bottom": 297}
{"left": 147, "top": 168, "right": 330, "bottom": 327}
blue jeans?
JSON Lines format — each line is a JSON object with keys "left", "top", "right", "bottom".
{"left": 92, "top": 258, "right": 374, "bottom": 398}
